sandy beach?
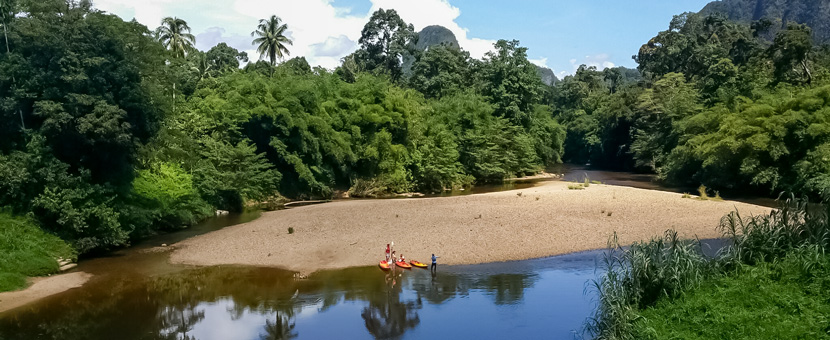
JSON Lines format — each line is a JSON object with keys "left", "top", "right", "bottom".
{"left": 170, "top": 181, "right": 771, "bottom": 273}
{"left": 0, "top": 272, "right": 91, "bottom": 313}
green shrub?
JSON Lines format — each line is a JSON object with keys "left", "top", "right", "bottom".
{"left": 0, "top": 273, "right": 27, "bottom": 292}
{"left": 132, "top": 162, "right": 213, "bottom": 229}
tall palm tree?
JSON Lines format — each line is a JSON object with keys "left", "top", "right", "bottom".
{"left": 156, "top": 17, "right": 195, "bottom": 58}
{"left": 251, "top": 15, "right": 293, "bottom": 65}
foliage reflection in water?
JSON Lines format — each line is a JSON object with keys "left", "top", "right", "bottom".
{"left": 0, "top": 251, "right": 601, "bottom": 340}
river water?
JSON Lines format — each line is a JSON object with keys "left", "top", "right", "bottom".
{"left": 0, "top": 165, "right": 772, "bottom": 339}
{"left": 0, "top": 250, "right": 603, "bottom": 340}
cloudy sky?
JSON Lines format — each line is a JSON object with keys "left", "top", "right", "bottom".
{"left": 92, "top": 0, "right": 712, "bottom": 77}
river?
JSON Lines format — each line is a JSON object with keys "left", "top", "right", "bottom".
{"left": 0, "top": 165, "right": 772, "bottom": 339}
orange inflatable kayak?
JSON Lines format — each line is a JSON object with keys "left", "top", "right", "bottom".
{"left": 379, "top": 260, "right": 391, "bottom": 270}
{"left": 410, "top": 260, "right": 428, "bottom": 268}
{"left": 395, "top": 261, "right": 412, "bottom": 269}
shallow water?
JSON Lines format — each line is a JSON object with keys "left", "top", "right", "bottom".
{"left": 0, "top": 250, "right": 603, "bottom": 340}
{"left": 0, "top": 165, "right": 767, "bottom": 339}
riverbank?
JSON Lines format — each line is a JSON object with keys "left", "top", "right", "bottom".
{"left": 170, "top": 181, "right": 771, "bottom": 273}
{"left": 636, "top": 251, "right": 830, "bottom": 339}
{"left": 0, "top": 272, "right": 91, "bottom": 313}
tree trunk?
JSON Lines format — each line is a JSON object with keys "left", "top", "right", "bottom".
{"left": 172, "top": 82, "right": 177, "bottom": 111}
{"left": 2, "top": 13, "right": 24, "bottom": 130}
{"left": 2, "top": 21, "right": 9, "bottom": 54}
{"left": 801, "top": 58, "right": 812, "bottom": 84}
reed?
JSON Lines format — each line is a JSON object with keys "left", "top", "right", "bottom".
{"left": 719, "top": 196, "right": 830, "bottom": 266}
{"left": 587, "top": 231, "right": 710, "bottom": 339}
{"left": 696, "top": 185, "right": 709, "bottom": 200}
{"left": 587, "top": 196, "right": 830, "bottom": 339}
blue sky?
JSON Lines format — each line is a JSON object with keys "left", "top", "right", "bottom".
{"left": 94, "top": 0, "right": 713, "bottom": 76}
{"left": 447, "top": 0, "right": 713, "bottom": 74}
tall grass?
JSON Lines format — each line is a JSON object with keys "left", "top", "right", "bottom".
{"left": 0, "top": 211, "right": 76, "bottom": 291}
{"left": 587, "top": 232, "right": 709, "bottom": 339}
{"left": 719, "top": 196, "right": 830, "bottom": 266}
{"left": 587, "top": 196, "right": 830, "bottom": 339}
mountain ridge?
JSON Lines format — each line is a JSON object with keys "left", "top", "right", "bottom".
{"left": 700, "top": 0, "right": 830, "bottom": 43}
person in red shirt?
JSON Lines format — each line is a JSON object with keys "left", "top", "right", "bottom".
{"left": 385, "top": 244, "right": 390, "bottom": 262}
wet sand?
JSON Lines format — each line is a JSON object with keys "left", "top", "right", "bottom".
{"left": 170, "top": 181, "right": 772, "bottom": 273}
{"left": 0, "top": 272, "right": 91, "bottom": 313}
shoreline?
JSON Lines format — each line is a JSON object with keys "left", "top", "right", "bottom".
{"left": 0, "top": 272, "right": 91, "bottom": 314}
{"left": 0, "top": 181, "right": 772, "bottom": 313}
{"left": 170, "top": 181, "right": 771, "bottom": 274}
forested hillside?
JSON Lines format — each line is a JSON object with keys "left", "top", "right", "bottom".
{"left": 0, "top": 2, "right": 562, "bottom": 253}
{"left": 553, "top": 10, "right": 830, "bottom": 196}
{"left": 701, "top": 0, "right": 830, "bottom": 43}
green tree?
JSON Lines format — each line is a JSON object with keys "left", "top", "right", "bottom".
{"left": 631, "top": 73, "right": 701, "bottom": 172}
{"left": 0, "top": 0, "right": 16, "bottom": 54}
{"left": 205, "top": 42, "right": 248, "bottom": 73}
{"left": 0, "top": 3, "right": 168, "bottom": 252}
{"left": 355, "top": 8, "right": 417, "bottom": 82}
{"left": 635, "top": 13, "right": 754, "bottom": 82}
{"left": 477, "top": 39, "right": 545, "bottom": 127}
{"left": 770, "top": 23, "right": 814, "bottom": 84}
{"left": 409, "top": 45, "right": 472, "bottom": 99}
{"left": 251, "top": 15, "right": 293, "bottom": 66}
{"left": 156, "top": 17, "right": 195, "bottom": 58}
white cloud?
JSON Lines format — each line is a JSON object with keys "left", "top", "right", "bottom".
{"left": 567, "top": 53, "right": 616, "bottom": 74}
{"left": 91, "top": 0, "right": 499, "bottom": 69}
{"left": 310, "top": 35, "right": 358, "bottom": 58}
{"left": 528, "top": 57, "right": 548, "bottom": 68}
{"left": 368, "top": 0, "right": 496, "bottom": 59}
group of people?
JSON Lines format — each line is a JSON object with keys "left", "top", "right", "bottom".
{"left": 385, "top": 242, "right": 439, "bottom": 271}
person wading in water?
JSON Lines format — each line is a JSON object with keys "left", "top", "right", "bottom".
{"left": 431, "top": 253, "right": 439, "bottom": 272}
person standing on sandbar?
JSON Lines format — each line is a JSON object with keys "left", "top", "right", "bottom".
{"left": 431, "top": 253, "right": 439, "bottom": 272}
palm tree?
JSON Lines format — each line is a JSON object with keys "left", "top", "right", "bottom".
{"left": 251, "top": 15, "right": 293, "bottom": 65}
{"left": 156, "top": 17, "right": 195, "bottom": 58}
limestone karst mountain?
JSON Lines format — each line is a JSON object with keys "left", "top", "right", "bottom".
{"left": 700, "top": 0, "right": 830, "bottom": 43}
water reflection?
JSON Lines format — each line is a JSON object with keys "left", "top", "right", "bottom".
{"left": 362, "top": 270, "right": 422, "bottom": 339}
{"left": 479, "top": 274, "right": 535, "bottom": 305}
{"left": 0, "top": 251, "right": 599, "bottom": 340}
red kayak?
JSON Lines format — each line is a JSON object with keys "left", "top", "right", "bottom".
{"left": 395, "top": 260, "right": 412, "bottom": 269}
{"left": 410, "top": 260, "right": 428, "bottom": 269}
{"left": 379, "top": 260, "right": 391, "bottom": 271}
